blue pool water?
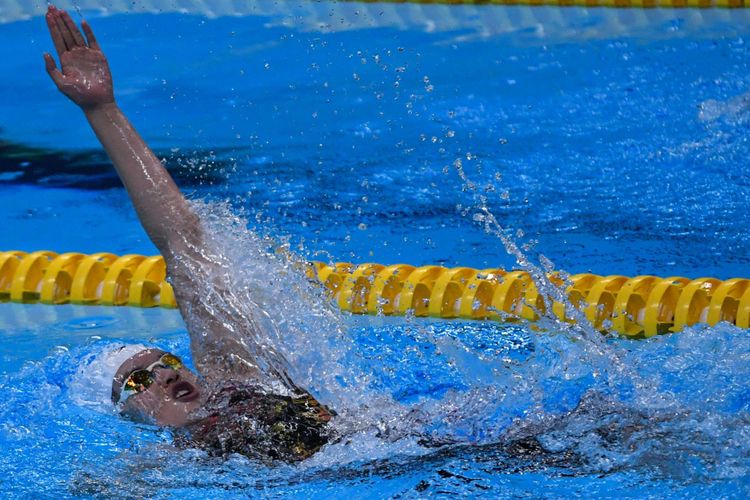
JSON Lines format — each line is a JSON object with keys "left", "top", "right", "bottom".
{"left": 2, "top": 1, "right": 750, "bottom": 497}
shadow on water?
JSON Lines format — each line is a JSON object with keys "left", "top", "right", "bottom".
{"left": 0, "top": 137, "right": 230, "bottom": 189}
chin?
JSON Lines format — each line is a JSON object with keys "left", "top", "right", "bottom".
{"left": 157, "top": 400, "right": 203, "bottom": 427}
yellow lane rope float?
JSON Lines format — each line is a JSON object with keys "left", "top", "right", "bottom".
{"left": 1, "top": 251, "right": 748, "bottom": 338}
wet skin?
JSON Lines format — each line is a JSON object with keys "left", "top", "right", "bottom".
{"left": 44, "top": 5, "right": 114, "bottom": 110}
{"left": 112, "top": 349, "right": 207, "bottom": 427}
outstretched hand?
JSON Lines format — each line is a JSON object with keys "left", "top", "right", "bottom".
{"left": 44, "top": 5, "right": 114, "bottom": 109}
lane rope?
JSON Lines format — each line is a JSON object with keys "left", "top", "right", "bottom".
{"left": 1, "top": 0, "right": 745, "bottom": 20}
{"left": 349, "top": 0, "right": 745, "bottom": 7}
{"left": 1, "top": 250, "right": 747, "bottom": 337}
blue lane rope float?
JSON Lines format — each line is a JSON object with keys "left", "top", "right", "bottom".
{"left": 1, "top": 250, "right": 748, "bottom": 338}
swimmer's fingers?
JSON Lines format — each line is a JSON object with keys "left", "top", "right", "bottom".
{"left": 59, "top": 9, "right": 86, "bottom": 48}
{"left": 45, "top": 7, "right": 67, "bottom": 59}
{"left": 43, "top": 53, "right": 65, "bottom": 89}
{"left": 81, "top": 20, "right": 101, "bottom": 51}
{"left": 52, "top": 8, "right": 76, "bottom": 51}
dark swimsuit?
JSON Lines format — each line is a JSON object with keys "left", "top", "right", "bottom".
{"left": 180, "top": 385, "right": 335, "bottom": 463}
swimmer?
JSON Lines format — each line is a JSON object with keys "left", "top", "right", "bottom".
{"left": 42, "top": 7, "right": 684, "bottom": 471}
{"left": 43, "top": 5, "right": 333, "bottom": 462}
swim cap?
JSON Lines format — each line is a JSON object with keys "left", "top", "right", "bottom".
{"left": 68, "top": 343, "right": 149, "bottom": 412}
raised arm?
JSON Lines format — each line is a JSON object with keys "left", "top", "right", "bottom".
{"left": 43, "top": 6, "right": 197, "bottom": 258}
{"left": 43, "top": 6, "right": 296, "bottom": 391}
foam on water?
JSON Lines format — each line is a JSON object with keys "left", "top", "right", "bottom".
{"left": 184, "top": 199, "right": 373, "bottom": 409}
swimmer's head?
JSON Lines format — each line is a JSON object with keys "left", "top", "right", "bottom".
{"left": 69, "top": 343, "right": 148, "bottom": 411}
{"left": 110, "top": 347, "right": 206, "bottom": 427}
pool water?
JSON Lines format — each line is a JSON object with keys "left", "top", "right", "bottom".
{"left": 2, "top": 1, "right": 750, "bottom": 497}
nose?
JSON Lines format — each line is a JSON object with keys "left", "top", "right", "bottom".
{"left": 153, "top": 365, "right": 179, "bottom": 386}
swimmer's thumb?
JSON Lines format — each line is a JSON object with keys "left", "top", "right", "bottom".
{"left": 43, "top": 53, "right": 64, "bottom": 87}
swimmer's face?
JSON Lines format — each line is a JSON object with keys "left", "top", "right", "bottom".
{"left": 112, "top": 348, "right": 206, "bottom": 427}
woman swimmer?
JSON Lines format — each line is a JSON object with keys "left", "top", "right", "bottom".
{"left": 42, "top": 6, "right": 680, "bottom": 471}
{"left": 43, "top": 5, "right": 333, "bottom": 462}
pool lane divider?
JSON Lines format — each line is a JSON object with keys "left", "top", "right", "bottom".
{"left": 1, "top": 250, "right": 748, "bottom": 338}
{"left": 347, "top": 0, "right": 745, "bottom": 7}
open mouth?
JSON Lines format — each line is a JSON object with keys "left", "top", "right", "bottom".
{"left": 171, "top": 381, "right": 200, "bottom": 402}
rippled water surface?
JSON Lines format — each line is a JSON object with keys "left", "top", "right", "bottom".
{"left": 1, "top": 2, "right": 750, "bottom": 497}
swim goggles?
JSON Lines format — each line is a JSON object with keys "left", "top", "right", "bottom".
{"left": 120, "top": 353, "right": 183, "bottom": 401}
